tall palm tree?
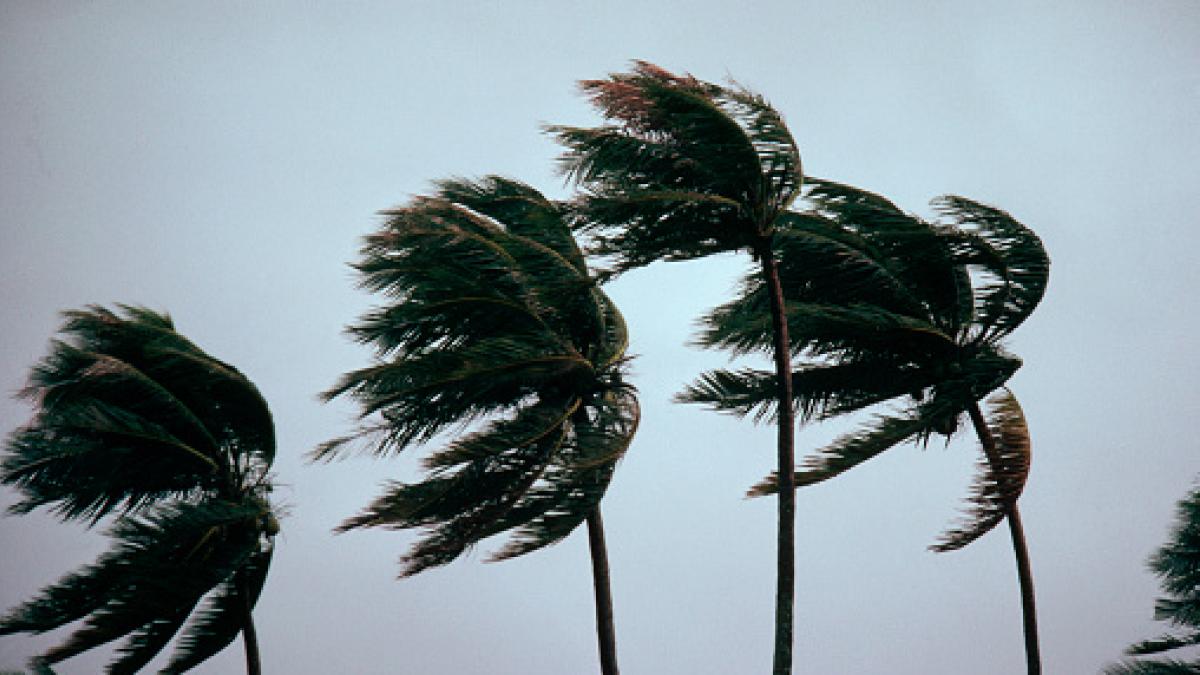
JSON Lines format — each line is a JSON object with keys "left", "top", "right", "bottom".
{"left": 1105, "top": 481, "right": 1200, "bottom": 674}
{"left": 316, "top": 176, "right": 639, "bottom": 675}
{"left": 549, "top": 61, "right": 805, "bottom": 675}
{"left": 680, "top": 178, "right": 1049, "bottom": 673}
{"left": 0, "top": 305, "right": 278, "bottom": 674}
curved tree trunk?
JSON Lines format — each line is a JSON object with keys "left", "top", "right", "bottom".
{"left": 240, "top": 573, "right": 262, "bottom": 675}
{"left": 586, "top": 507, "right": 620, "bottom": 675}
{"left": 967, "top": 403, "right": 1041, "bottom": 675}
{"left": 759, "top": 244, "right": 797, "bottom": 675}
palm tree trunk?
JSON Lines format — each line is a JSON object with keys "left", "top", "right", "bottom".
{"left": 586, "top": 507, "right": 620, "bottom": 675}
{"left": 239, "top": 573, "right": 262, "bottom": 675}
{"left": 967, "top": 402, "right": 1041, "bottom": 675}
{"left": 759, "top": 243, "right": 797, "bottom": 675}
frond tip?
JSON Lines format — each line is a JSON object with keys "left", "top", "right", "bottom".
{"left": 930, "top": 390, "right": 1031, "bottom": 553}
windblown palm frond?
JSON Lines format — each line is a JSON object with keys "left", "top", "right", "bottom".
{"left": 0, "top": 305, "right": 278, "bottom": 673}
{"left": 1106, "top": 482, "right": 1200, "bottom": 674}
{"left": 930, "top": 390, "right": 1032, "bottom": 552}
{"left": 320, "top": 176, "right": 639, "bottom": 573}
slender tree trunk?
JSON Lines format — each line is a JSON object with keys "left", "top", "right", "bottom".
{"left": 759, "top": 243, "right": 797, "bottom": 675}
{"left": 240, "top": 573, "right": 262, "bottom": 675}
{"left": 586, "top": 507, "right": 620, "bottom": 675}
{"left": 967, "top": 403, "right": 1041, "bottom": 675}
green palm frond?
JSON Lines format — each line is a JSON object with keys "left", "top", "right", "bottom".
{"left": 353, "top": 404, "right": 572, "bottom": 576}
{"left": 435, "top": 176, "right": 588, "bottom": 274}
{"left": 1103, "top": 658, "right": 1200, "bottom": 674}
{"left": 678, "top": 358, "right": 940, "bottom": 425}
{"left": 676, "top": 368, "right": 777, "bottom": 422}
{"left": 697, "top": 293, "right": 955, "bottom": 361}
{"left": 801, "top": 179, "right": 973, "bottom": 335}
{"left": 489, "top": 390, "right": 639, "bottom": 562}
{"left": 2, "top": 499, "right": 267, "bottom": 669}
{"left": 1128, "top": 633, "right": 1200, "bottom": 657}
{"left": 162, "top": 547, "right": 272, "bottom": 674}
{"left": 935, "top": 196, "right": 1050, "bottom": 343}
{"left": 747, "top": 411, "right": 934, "bottom": 498}
{"left": 772, "top": 216, "right": 931, "bottom": 317}
{"left": 930, "top": 390, "right": 1032, "bottom": 552}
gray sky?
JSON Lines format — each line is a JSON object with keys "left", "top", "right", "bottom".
{"left": 1, "top": 1, "right": 1198, "bottom": 673}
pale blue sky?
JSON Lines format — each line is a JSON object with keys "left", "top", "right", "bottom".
{"left": 2, "top": 2, "right": 1198, "bottom": 673}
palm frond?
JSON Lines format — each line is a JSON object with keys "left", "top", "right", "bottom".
{"left": 489, "top": 390, "right": 639, "bottom": 561}
{"left": 1103, "top": 658, "right": 1200, "bottom": 674}
{"left": 802, "top": 179, "right": 974, "bottom": 334}
{"left": 435, "top": 175, "right": 588, "bottom": 274}
{"left": 326, "top": 336, "right": 592, "bottom": 456}
{"left": 162, "top": 546, "right": 272, "bottom": 674}
{"left": 930, "top": 390, "right": 1032, "bottom": 552}
{"left": 1127, "top": 633, "right": 1200, "bottom": 657}
{"left": 935, "top": 196, "right": 1050, "bottom": 342}
{"left": 9, "top": 500, "right": 265, "bottom": 668}
{"left": 336, "top": 400, "right": 576, "bottom": 575}
{"left": 748, "top": 411, "right": 931, "bottom": 497}
{"left": 676, "top": 368, "right": 777, "bottom": 422}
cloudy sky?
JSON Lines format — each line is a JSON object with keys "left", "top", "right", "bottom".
{"left": 2, "top": 1, "right": 1198, "bottom": 673}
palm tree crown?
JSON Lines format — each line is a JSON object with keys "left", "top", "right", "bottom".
{"left": 0, "top": 305, "right": 277, "bottom": 674}
{"left": 549, "top": 60, "right": 802, "bottom": 272}
{"left": 317, "top": 176, "right": 639, "bottom": 574}
{"left": 681, "top": 178, "right": 1049, "bottom": 544}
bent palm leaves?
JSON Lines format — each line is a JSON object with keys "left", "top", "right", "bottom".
{"left": 318, "top": 177, "right": 637, "bottom": 674}
{"left": 1105, "top": 483, "right": 1200, "bottom": 674}
{"left": 0, "top": 305, "right": 278, "bottom": 674}
{"left": 551, "top": 61, "right": 805, "bottom": 675}
{"left": 680, "top": 178, "right": 1049, "bottom": 672}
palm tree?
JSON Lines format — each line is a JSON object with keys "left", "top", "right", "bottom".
{"left": 315, "top": 176, "right": 639, "bottom": 675}
{"left": 0, "top": 305, "right": 278, "bottom": 674}
{"left": 549, "top": 61, "right": 805, "bottom": 675}
{"left": 680, "top": 178, "right": 1049, "bottom": 673}
{"left": 1105, "top": 481, "right": 1200, "bottom": 674}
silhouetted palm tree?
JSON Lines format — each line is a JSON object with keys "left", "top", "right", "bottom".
{"left": 550, "top": 62, "right": 805, "bottom": 675}
{"left": 1106, "top": 481, "right": 1200, "bottom": 674}
{"left": 0, "top": 305, "right": 278, "bottom": 674}
{"left": 680, "top": 179, "right": 1049, "bottom": 673}
{"left": 317, "top": 177, "right": 638, "bottom": 675}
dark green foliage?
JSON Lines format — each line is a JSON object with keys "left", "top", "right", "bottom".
{"left": 0, "top": 305, "right": 278, "bottom": 673}
{"left": 320, "top": 176, "right": 639, "bottom": 576}
{"left": 1106, "top": 484, "right": 1200, "bottom": 674}
{"left": 680, "top": 178, "right": 1049, "bottom": 550}
{"left": 549, "top": 60, "right": 803, "bottom": 275}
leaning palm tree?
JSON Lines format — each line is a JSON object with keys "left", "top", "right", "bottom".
{"left": 549, "top": 61, "right": 805, "bottom": 675}
{"left": 0, "top": 305, "right": 278, "bottom": 674}
{"left": 316, "top": 176, "right": 639, "bottom": 675}
{"left": 681, "top": 178, "right": 1049, "bottom": 673}
{"left": 1105, "top": 481, "right": 1200, "bottom": 674}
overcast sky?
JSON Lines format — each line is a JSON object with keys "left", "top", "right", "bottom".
{"left": 2, "top": 2, "right": 1198, "bottom": 673}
